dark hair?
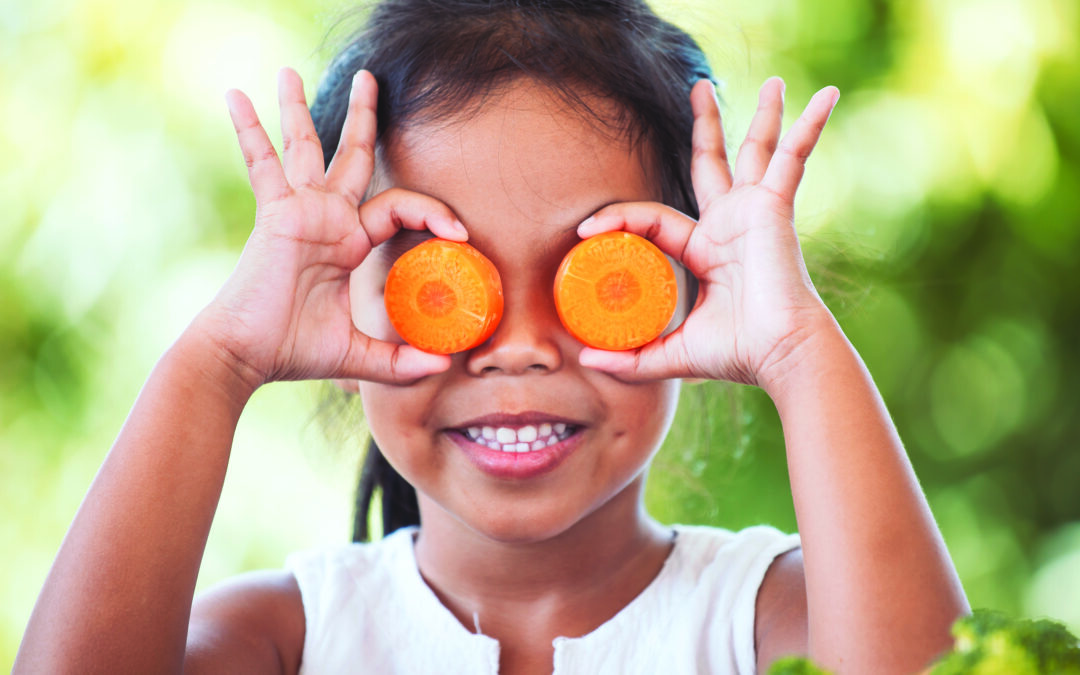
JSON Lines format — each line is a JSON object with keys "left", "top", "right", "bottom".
{"left": 309, "top": 0, "right": 713, "bottom": 542}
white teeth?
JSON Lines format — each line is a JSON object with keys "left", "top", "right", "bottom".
{"left": 517, "top": 425, "right": 537, "bottom": 443}
{"left": 462, "top": 422, "right": 577, "bottom": 452}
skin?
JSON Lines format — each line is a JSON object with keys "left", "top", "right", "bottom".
{"left": 14, "top": 66, "right": 969, "bottom": 675}
{"left": 349, "top": 82, "right": 681, "bottom": 673}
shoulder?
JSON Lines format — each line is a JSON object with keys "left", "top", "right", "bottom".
{"left": 185, "top": 569, "right": 304, "bottom": 675}
{"left": 754, "top": 546, "right": 809, "bottom": 671}
{"left": 672, "top": 524, "right": 800, "bottom": 575}
{"left": 671, "top": 524, "right": 804, "bottom": 672}
{"left": 284, "top": 528, "right": 414, "bottom": 600}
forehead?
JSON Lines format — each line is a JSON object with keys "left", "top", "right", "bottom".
{"left": 378, "top": 81, "right": 659, "bottom": 248}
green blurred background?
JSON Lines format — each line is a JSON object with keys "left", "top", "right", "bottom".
{"left": 2, "top": 0, "right": 1078, "bottom": 667}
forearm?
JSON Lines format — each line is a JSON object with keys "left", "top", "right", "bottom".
{"left": 15, "top": 323, "right": 257, "bottom": 673}
{"left": 763, "top": 310, "right": 968, "bottom": 674}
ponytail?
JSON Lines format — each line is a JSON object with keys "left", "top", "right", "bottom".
{"left": 352, "top": 438, "right": 420, "bottom": 542}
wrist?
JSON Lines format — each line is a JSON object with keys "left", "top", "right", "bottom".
{"left": 755, "top": 305, "right": 849, "bottom": 400}
{"left": 169, "top": 313, "right": 266, "bottom": 407}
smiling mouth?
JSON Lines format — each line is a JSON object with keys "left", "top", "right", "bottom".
{"left": 459, "top": 423, "right": 579, "bottom": 453}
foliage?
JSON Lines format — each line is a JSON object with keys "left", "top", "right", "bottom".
{"left": 768, "top": 656, "right": 833, "bottom": 675}
{"left": 929, "top": 610, "right": 1080, "bottom": 675}
{"left": 767, "top": 610, "right": 1080, "bottom": 675}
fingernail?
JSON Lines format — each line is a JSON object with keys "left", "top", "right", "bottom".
{"left": 579, "top": 216, "right": 596, "bottom": 233}
{"left": 452, "top": 219, "right": 467, "bottom": 237}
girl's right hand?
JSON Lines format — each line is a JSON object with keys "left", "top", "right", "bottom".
{"left": 199, "top": 68, "right": 463, "bottom": 390}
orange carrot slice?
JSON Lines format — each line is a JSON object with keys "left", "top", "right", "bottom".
{"left": 384, "top": 239, "right": 503, "bottom": 354}
{"left": 554, "top": 231, "right": 677, "bottom": 351}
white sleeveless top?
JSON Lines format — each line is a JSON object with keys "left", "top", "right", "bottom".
{"left": 285, "top": 524, "right": 799, "bottom": 674}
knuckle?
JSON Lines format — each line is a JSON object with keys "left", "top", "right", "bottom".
{"left": 692, "top": 140, "right": 724, "bottom": 161}
{"left": 779, "top": 140, "right": 812, "bottom": 164}
{"left": 744, "top": 132, "right": 777, "bottom": 152}
{"left": 643, "top": 217, "right": 663, "bottom": 242}
{"left": 345, "top": 136, "right": 375, "bottom": 157}
{"left": 244, "top": 146, "right": 279, "bottom": 170}
{"left": 283, "top": 132, "right": 323, "bottom": 153}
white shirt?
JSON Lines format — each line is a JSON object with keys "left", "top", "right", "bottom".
{"left": 286, "top": 524, "right": 800, "bottom": 674}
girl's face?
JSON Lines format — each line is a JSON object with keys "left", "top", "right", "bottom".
{"left": 352, "top": 80, "right": 681, "bottom": 543}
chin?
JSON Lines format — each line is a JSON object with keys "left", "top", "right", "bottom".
{"left": 450, "top": 494, "right": 599, "bottom": 546}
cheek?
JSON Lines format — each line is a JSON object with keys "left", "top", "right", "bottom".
{"left": 606, "top": 379, "right": 682, "bottom": 456}
{"left": 662, "top": 261, "right": 695, "bottom": 336}
{"left": 350, "top": 262, "right": 398, "bottom": 342}
{"left": 358, "top": 382, "right": 442, "bottom": 480}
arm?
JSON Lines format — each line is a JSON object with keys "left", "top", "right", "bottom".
{"left": 578, "top": 78, "right": 967, "bottom": 673}
{"left": 758, "top": 312, "right": 968, "bottom": 672}
{"left": 15, "top": 68, "right": 459, "bottom": 673}
{"left": 14, "top": 330, "right": 258, "bottom": 673}
{"left": 185, "top": 570, "right": 305, "bottom": 674}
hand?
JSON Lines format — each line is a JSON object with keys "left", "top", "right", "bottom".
{"left": 576, "top": 78, "right": 840, "bottom": 389}
{"left": 197, "top": 67, "right": 465, "bottom": 389}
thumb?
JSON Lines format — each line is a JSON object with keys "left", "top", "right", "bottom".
{"left": 339, "top": 331, "right": 452, "bottom": 384}
{"left": 577, "top": 332, "right": 691, "bottom": 382}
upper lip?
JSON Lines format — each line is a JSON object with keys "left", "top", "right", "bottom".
{"left": 450, "top": 410, "right": 587, "bottom": 429}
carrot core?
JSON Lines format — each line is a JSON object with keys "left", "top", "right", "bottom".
{"left": 554, "top": 231, "right": 677, "bottom": 351}
{"left": 595, "top": 270, "right": 642, "bottom": 313}
{"left": 384, "top": 239, "right": 503, "bottom": 354}
{"left": 416, "top": 280, "right": 456, "bottom": 318}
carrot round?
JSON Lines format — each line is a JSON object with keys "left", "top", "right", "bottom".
{"left": 384, "top": 239, "right": 503, "bottom": 354}
{"left": 554, "top": 231, "right": 677, "bottom": 351}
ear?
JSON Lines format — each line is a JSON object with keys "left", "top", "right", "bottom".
{"left": 332, "top": 379, "right": 361, "bottom": 394}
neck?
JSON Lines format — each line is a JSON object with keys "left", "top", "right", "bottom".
{"left": 412, "top": 477, "right": 673, "bottom": 641}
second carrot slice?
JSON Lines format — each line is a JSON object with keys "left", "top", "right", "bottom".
{"left": 384, "top": 239, "right": 503, "bottom": 354}
{"left": 554, "top": 231, "right": 677, "bottom": 351}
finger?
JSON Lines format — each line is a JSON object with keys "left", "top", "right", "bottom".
{"left": 577, "top": 330, "right": 692, "bottom": 382}
{"left": 578, "top": 202, "right": 696, "bottom": 266}
{"left": 732, "top": 77, "right": 785, "bottom": 186}
{"left": 225, "top": 89, "right": 290, "bottom": 204}
{"left": 326, "top": 70, "right": 378, "bottom": 207}
{"left": 689, "top": 79, "right": 733, "bottom": 208}
{"left": 340, "top": 332, "right": 452, "bottom": 384}
{"left": 278, "top": 67, "right": 326, "bottom": 188}
{"left": 358, "top": 187, "right": 468, "bottom": 248}
{"left": 760, "top": 86, "right": 840, "bottom": 203}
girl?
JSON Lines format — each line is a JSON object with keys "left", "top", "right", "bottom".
{"left": 16, "top": 0, "right": 969, "bottom": 673}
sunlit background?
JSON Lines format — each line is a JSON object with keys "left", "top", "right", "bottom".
{"left": 2, "top": 0, "right": 1079, "bottom": 667}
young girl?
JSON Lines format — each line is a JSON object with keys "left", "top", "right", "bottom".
{"left": 16, "top": 1, "right": 969, "bottom": 673}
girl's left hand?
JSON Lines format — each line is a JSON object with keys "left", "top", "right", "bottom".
{"left": 576, "top": 78, "right": 840, "bottom": 389}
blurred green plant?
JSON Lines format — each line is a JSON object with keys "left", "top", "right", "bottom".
{"left": 766, "top": 610, "right": 1080, "bottom": 674}
{"left": 931, "top": 611, "right": 1080, "bottom": 675}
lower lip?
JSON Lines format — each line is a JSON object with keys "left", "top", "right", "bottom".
{"left": 448, "top": 429, "right": 584, "bottom": 480}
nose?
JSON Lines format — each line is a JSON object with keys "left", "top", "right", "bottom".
{"left": 465, "top": 281, "right": 564, "bottom": 376}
